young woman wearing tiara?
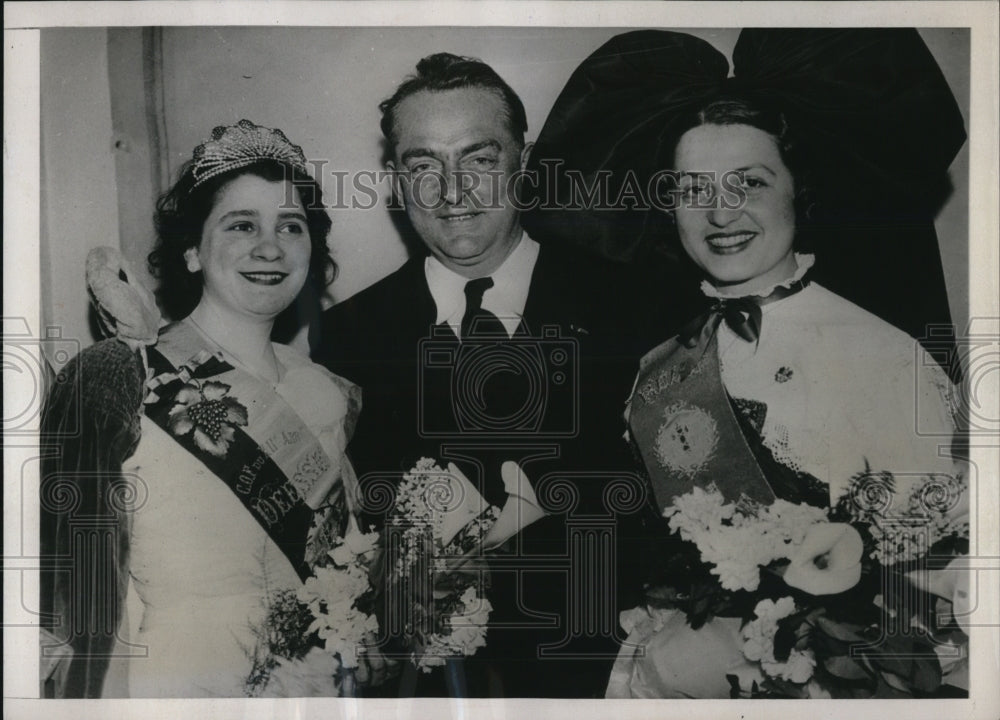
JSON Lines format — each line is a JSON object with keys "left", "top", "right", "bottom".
{"left": 41, "top": 120, "right": 364, "bottom": 697}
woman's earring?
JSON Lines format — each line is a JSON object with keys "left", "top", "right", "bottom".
{"left": 183, "top": 248, "right": 201, "bottom": 273}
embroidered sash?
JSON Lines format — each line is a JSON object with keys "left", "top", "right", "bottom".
{"left": 627, "top": 326, "right": 776, "bottom": 511}
{"left": 628, "top": 277, "right": 814, "bottom": 511}
{"left": 142, "top": 323, "right": 347, "bottom": 580}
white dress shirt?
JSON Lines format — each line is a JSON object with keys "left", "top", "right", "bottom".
{"left": 424, "top": 232, "right": 540, "bottom": 340}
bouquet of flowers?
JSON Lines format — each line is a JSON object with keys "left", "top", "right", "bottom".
{"left": 642, "top": 468, "right": 968, "bottom": 698}
{"left": 384, "top": 457, "right": 545, "bottom": 671}
{"left": 244, "top": 526, "right": 380, "bottom": 697}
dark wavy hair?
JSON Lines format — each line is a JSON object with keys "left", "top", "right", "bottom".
{"left": 379, "top": 52, "right": 528, "bottom": 153}
{"left": 148, "top": 160, "right": 334, "bottom": 321}
{"left": 665, "top": 93, "right": 815, "bottom": 241}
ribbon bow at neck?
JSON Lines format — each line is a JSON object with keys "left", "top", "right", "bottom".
{"left": 680, "top": 278, "right": 809, "bottom": 348}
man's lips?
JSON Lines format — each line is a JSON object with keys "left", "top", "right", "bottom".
{"left": 240, "top": 271, "right": 289, "bottom": 285}
{"left": 706, "top": 231, "right": 756, "bottom": 253}
{"left": 437, "top": 211, "right": 483, "bottom": 223}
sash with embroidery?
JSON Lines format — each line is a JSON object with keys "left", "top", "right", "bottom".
{"left": 628, "top": 328, "right": 776, "bottom": 511}
{"left": 627, "top": 280, "right": 810, "bottom": 511}
{"left": 142, "top": 323, "right": 350, "bottom": 580}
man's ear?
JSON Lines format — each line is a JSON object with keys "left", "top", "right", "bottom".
{"left": 519, "top": 141, "right": 534, "bottom": 172}
{"left": 183, "top": 247, "right": 202, "bottom": 273}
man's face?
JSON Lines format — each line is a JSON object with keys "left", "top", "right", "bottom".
{"left": 388, "top": 87, "right": 531, "bottom": 277}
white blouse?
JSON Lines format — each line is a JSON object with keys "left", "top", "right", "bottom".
{"left": 708, "top": 256, "right": 959, "bottom": 504}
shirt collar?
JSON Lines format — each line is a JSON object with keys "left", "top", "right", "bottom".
{"left": 701, "top": 253, "right": 816, "bottom": 300}
{"left": 424, "top": 232, "right": 540, "bottom": 338}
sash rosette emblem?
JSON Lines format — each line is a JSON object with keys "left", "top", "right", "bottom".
{"left": 167, "top": 379, "right": 249, "bottom": 457}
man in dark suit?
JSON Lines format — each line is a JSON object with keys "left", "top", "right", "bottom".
{"left": 312, "top": 53, "right": 666, "bottom": 698}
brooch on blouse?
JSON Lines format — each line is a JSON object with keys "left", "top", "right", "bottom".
{"left": 775, "top": 366, "right": 794, "bottom": 384}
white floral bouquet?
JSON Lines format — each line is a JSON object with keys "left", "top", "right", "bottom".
{"left": 245, "top": 526, "right": 380, "bottom": 697}
{"left": 644, "top": 468, "right": 968, "bottom": 698}
{"left": 384, "top": 457, "right": 545, "bottom": 672}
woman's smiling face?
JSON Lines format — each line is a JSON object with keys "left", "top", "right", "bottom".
{"left": 184, "top": 173, "right": 312, "bottom": 322}
{"left": 673, "top": 123, "right": 798, "bottom": 295}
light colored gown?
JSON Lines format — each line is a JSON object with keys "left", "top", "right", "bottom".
{"left": 108, "top": 341, "right": 357, "bottom": 698}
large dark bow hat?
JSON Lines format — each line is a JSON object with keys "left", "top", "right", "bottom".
{"left": 522, "top": 29, "right": 967, "bottom": 351}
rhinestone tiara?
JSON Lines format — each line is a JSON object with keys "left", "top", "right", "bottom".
{"left": 189, "top": 119, "right": 310, "bottom": 190}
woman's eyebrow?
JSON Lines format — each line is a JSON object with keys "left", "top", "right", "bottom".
{"left": 218, "top": 209, "right": 259, "bottom": 221}
{"left": 734, "top": 164, "right": 777, "bottom": 176}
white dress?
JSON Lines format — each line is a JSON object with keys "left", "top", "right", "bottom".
{"left": 109, "top": 343, "right": 356, "bottom": 698}
{"left": 608, "top": 256, "right": 965, "bottom": 698}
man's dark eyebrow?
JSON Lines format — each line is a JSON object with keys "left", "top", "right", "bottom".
{"left": 399, "top": 140, "right": 502, "bottom": 165}
{"left": 459, "top": 140, "right": 501, "bottom": 157}
{"left": 400, "top": 147, "right": 436, "bottom": 164}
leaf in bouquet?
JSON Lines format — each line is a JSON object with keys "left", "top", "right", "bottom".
{"left": 912, "top": 654, "right": 942, "bottom": 693}
{"left": 927, "top": 534, "right": 969, "bottom": 559}
{"left": 877, "top": 669, "right": 914, "bottom": 696}
{"left": 867, "top": 648, "right": 914, "bottom": 682}
{"left": 643, "top": 583, "right": 683, "bottom": 608}
{"left": 773, "top": 623, "right": 797, "bottom": 663}
{"left": 763, "top": 676, "right": 810, "bottom": 699}
{"left": 772, "top": 608, "right": 814, "bottom": 662}
{"left": 815, "top": 616, "right": 866, "bottom": 643}
{"left": 760, "top": 559, "right": 790, "bottom": 581}
{"left": 824, "top": 655, "right": 873, "bottom": 681}
{"left": 726, "top": 674, "right": 742, "bottom": 699}
{"left": 688, "top": 596, "right": 714, "bottom": 630}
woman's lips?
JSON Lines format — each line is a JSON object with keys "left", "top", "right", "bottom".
{"left": 240, "top": 271, "right": 288, "bottom": 285}
{"left": 706, "top": 231, "right": 756, "bottom": 254}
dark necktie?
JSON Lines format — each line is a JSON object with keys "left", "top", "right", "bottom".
{"left": 461, "top": 277, "right": 507, "bottom": 339}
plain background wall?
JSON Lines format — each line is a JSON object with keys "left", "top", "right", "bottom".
{"left": 40, "top": 29, "right": 120, "bottom": 347}
{"left": 39, "top": 27, "right": 969, "bottom": 353}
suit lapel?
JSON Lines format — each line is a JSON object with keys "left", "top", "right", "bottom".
{"left": 395, "top": 255, "right": 440, "bottom": 342}
{"left": 523, "top": 243, "right": 588, "bottom": 338}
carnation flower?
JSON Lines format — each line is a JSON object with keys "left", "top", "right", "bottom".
{"left": 296, "top": 553, "right": 378, "bottom": 669}
{"left": 416, "top": 586, "right": 492, "bottom": 671}
{"left": 692, "top": 524, "right": 775, "bottom": 592}
{"left": 666, "top": 487, "right": 836, "bottom": 594}
{"left": 258, "top": 647, "right": 341, "bottom": 697}
{"left": 763, "top": 648, "right": 816, "bottom": 683}
{"left": 741, "top": 597, "right": 815, "bottom": 684}
{"left": 329, "top": 527, "right": 379, "bottom": 566}
{"left": 713, "top": 557, "right": 766, "bottom": 592}
{"left": 664, "top": 485, "right": 734, "bottom": 538}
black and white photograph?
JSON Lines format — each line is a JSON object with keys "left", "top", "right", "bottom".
{"left": 4, "top": 2, "right": 998, "bottom": 719}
